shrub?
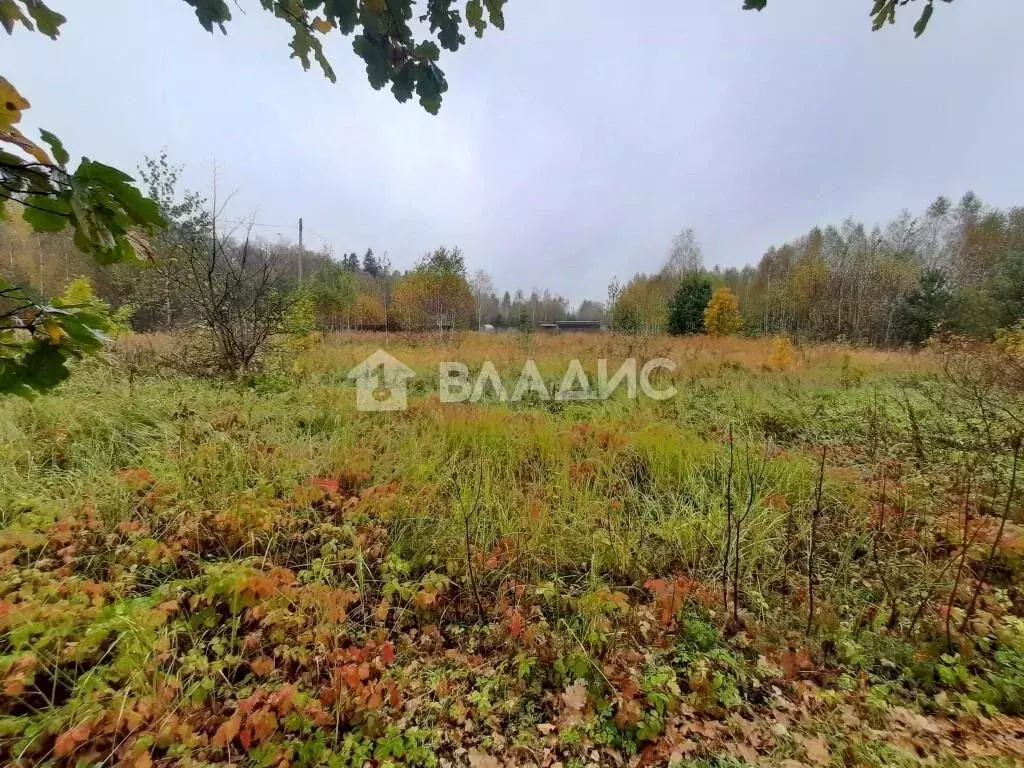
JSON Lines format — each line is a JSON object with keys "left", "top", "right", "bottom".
{"left": 703, "top": 288, "right": 742, "bottom": 337}
{"left": 767, "top": 335, "right": 796, "bottom": 371}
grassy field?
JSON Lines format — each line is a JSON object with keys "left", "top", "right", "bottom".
{"left": 2, "top": 332, "right": 1023, "bottom": 767}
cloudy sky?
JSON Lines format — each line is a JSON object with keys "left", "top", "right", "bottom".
{"left": 7, "top": 1, "right": 1024, "bottom": 303}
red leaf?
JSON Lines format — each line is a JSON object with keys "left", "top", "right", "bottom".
{"left": 341, "top": 663, "right": 361, "bottom": 689}
{"left": 381, "top": 642, "right": 395, "bottom": 665}
{"left": 510, "top": 609, "right": 523, "bottom": 637}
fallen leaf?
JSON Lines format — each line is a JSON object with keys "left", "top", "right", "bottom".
{"left": 510, "top": 608, "right": 523, "bottom": 637}
{"left": 468, "top": 749, "right": 501, "bottom": 768}
{"left": 250, "top": 656, "right": 274, "bottom": 676}
{"left": 561, "top": 679, "right": 588, "bottom": 714}
{"left": 212, "top": 714, "right": 241, "bottom": 748}
{"left": 54, "top": 721, "right": 92, "bottom": 757}
{"left": 780, "top": 647, "right": 814, "bottom": 679}
{"left": 797, "top": 735, "right": 830, "bottom": 766}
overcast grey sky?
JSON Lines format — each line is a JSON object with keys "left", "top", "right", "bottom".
{"left": 7, "top": 1, "right": 1024, "bottom": 302}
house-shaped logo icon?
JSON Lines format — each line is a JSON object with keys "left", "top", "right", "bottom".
{"left": 347, "top": 350, "right": 416, "bottom": 412}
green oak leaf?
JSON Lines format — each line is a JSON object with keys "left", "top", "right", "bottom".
{"left": 391, "top": 62, "right": 416, "bottom": 103}
{"left": 483, "top": 0, "right": 505, "bottom": 29}
{"left": 24, "top": 0, "right": 65, "bottom": 37}
{"left": 39, "top": 128, "right": 69, "bottom": 167}
{"left": 466, "top": 0, "right": 485, "bottom": 37}
{"left": 324, "top": 0, "right": 358, "bottom": 34}
{"left": 18, "top": 342, "right": 71, "bottom": 391}
{"left": 914, "top": 2, "right": 934, "bottom": 37}
{"left": 183, "top": 0, "right": 231, "bottom": 33}
{"left": 22, "top": 193, "right": 70, "bottom": 232}
{"left": 0, "top": 0, "right": 30, "bottom": 35}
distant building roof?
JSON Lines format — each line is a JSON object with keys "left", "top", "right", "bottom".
{"left": 539, "top": 320, "right": 603, "bottom": 332}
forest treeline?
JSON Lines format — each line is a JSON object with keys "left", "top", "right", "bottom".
{"left": 0, "top": 155, "right": 593, "bottom": 337}
{"left": 613, "top": 193, "right": 1024, "bottom": 345}
{"left": 1, "top": 156, "right": 1021, "bottom": 347}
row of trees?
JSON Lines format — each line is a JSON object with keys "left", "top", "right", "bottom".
{"left": 732, "top": 193, "right": 1024, "bottom": 345}
{"left": 0, "top": 155, "right": 607, "bottom": 346}
{"left": 609, "top": 196, "right": 1024, "bottom": 345}
{"left": 0, "top": 0, "right": 967, "bottom": 396}
{"left": 607, "top": 229, "right": 743, "bottom": 337}
{"left": 5, "top": 164, "right": 1021, "bottom": 372}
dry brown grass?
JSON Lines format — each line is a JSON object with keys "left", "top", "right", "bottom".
{"left": 293, "top": 331, "right": 934, "bottom": 383}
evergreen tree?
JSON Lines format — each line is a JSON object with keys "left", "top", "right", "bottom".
{"left": 667, "top": 274, "right": 712, "bottom": 335}
{"left": 362, "top": 248, "right": 380, "bottom": 277}
{"left": 992, "top": 251, "right": 1024, "bottom": 330}
{"left": 895, "top": 268, "right": 953, "bottom": 344}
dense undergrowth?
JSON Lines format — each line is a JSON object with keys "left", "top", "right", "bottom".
{"left": 1, "top": 333, "right": 1023, "bottom": 767}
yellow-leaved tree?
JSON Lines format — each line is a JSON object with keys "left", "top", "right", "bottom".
{"left": 703, "top": 288, "right": 742, "bottom": 337}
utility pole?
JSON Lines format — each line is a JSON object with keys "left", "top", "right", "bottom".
{"left": 298, "top": 217, "right": 304, "bottom": 286}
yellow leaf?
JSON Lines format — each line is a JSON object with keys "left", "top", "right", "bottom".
{"left": 0, "top": 78, "right": 30, "bottom": 130}
{"left": 44, "top": 320, "right": 66, "bottom": 345}
{"left": 312, "top": 16, "right": 333, "bottom": 34}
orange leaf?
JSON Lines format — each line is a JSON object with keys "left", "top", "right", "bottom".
{"left": 247, "top": 709, "right": 278, "bottom": 745}
{"left": 366, "top": 687, "right": 383, "bottom": 709}
{"left": 780, "top": 647, "right": 814, "bottom": 679}
{"left": 251, "top": 657, "right": 275, "bottom": 677}
{"left": 212, "top": 714, "right": 241, "bottom": 748}
{"left": 54, "top": 721, "right": 92, "bottom": 757}
{"left": 270, "top": 683, "right": 297, "bottom": 716}
{"left": 381, "top": 642, "right": 395, "bottom": 665}
{"left": 341, "top": 664, "right": 361, "bottom": 689}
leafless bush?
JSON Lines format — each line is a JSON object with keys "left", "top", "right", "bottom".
{"left": 159, "top": 222, "right": 293, "bottom": 376}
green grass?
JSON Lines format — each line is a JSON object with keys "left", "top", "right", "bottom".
{"left": 1, "top": 333, "right": 1022, "bottom": 766}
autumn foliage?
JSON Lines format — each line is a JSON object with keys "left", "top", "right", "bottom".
{"left": 703, "top": 287, "right": 743, "bottom": 337}
{"left": 2, "top": 332, "right": 1024, "bottom": 766}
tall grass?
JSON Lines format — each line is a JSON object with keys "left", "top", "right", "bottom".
{"left": 0, "top": 333, "right": 909, "bottom": 630}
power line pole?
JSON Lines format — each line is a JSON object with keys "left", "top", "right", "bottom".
{"left": 298, "top": 217, "right": 304, "bottom": 286}
{"left": 299, "top": 218, "right": 305, "bottom": 286}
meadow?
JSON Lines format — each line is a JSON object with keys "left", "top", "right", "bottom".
{"left": 1, "top": 332, "right": 1023, "bottom": 767}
